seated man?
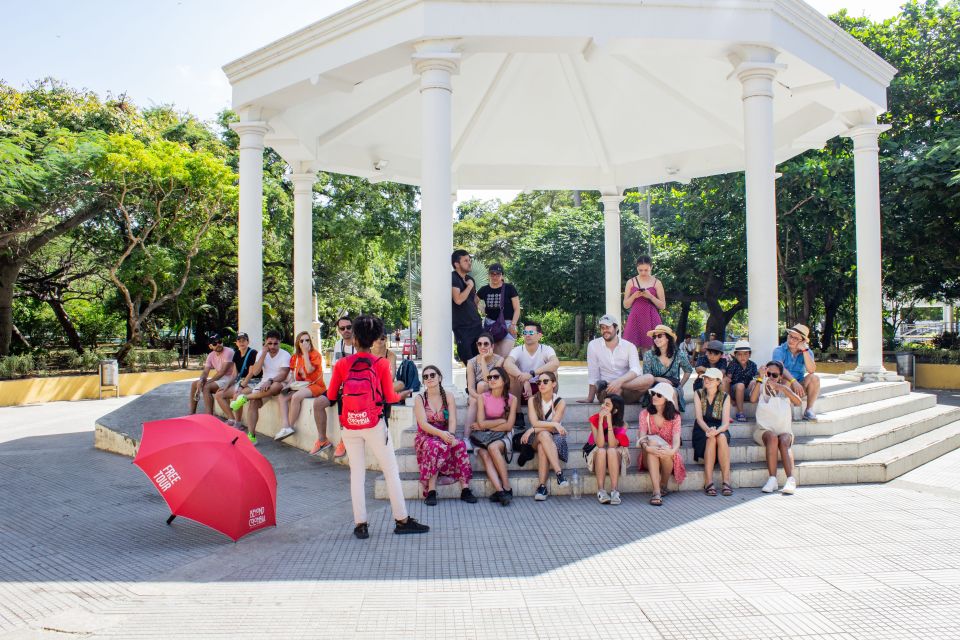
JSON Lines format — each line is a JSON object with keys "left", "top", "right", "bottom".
{"left": 580, "top": 315, "right": 654, "bottom": 404}
{"left": 189, "top": 333, "right": 235, "bottom": 415}
{"left": 772, "top": 323, "right": 820, "bottom": 421}
{"left": 503, "top": 321, "right": 560, "bottom": 400}
{"left": 230, "top": 330, "right": 291, "bottom": 445}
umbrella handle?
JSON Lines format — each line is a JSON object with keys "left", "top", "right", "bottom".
{"left": 166, "top": 514, "right": 177, "bottom": 525}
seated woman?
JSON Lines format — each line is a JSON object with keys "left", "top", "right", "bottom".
{"left": 469, "top": 365, "right": 517, "bottom": 506}
{"left": 750, "top": 361, "right": 803, "bottom": 495}
{"left": 464, "top": 332, "right": 504, "bottom": 446}
{"left": 587, "top": 394, "right": 630, "bottom": 505}
{"left": 275, "top": 331, "right": 325, "bottom": 442}
{"left": 372, "top": 333, "right": 414, "bottom": 401}
{"left": 520, "top": 371, "right": 569, "bottom": 501}
{"left": 642, "top": 324, "right": 693, "bottom": 412}
{"left": 693, "top": 368, "right": 733, "bottom": 497}
{"left": 413, "top": 365, "right": 476, "bottom": 505}
{"left": 638, "top": 382, "right": 686, "bottom": 506}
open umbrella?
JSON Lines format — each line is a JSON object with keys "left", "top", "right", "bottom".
{"left": 134, "top": 414, "right": 277, "bottom": 541}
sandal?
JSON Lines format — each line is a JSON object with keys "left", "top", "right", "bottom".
{"left": 721, "top": 483, "right": 733, "bottom": 496}
{"left": 704, "top": 483, "right": 717, "bottom": 497}
{"left": 649, "top": 494, "right": 663, "bottom": 506}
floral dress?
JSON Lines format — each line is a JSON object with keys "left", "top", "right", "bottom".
{"left": 623, "top": 278, "right": 662, "bottom": 350}
{"left": 414, "top": 392, "right": 472, "bottom": 496}
{"left": 643, "top": 349, "right": 693, "bottom": 411}
{"left": 637, "top": 409, "right": 687, "bottom": 485}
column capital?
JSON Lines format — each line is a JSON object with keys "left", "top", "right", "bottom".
{"left": 600, "top": 193, "right": 625, "bottom": 210}
{"left": 290, "top": 172, "right": 318, "bottom": 194}
{"left": 229, "top": 121, "right": 269, "bottom": 149}
{"left": 412, "top": 43, "right": 461, "bottom": 92}
{"left": 843, "top": 122, "right": 892, "bottom": 153}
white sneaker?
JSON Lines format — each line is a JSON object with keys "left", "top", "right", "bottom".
{"left": 761, "top": 476, "right": 779, "bottom": 493}
{"left": 597, "top": 490, "right": 611, "bottom": 504}
{"left": 782, "top": 476, "right": 797, "bottom": 495}
{"left": 609, "top": 490, "right": 622, "bottom": 505}
{"left": 274, "top": 426, "right": 296, "bottom": 441}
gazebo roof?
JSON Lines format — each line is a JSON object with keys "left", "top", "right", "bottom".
{"left": 223, "top": 0, "right": 896, "bottom": 190}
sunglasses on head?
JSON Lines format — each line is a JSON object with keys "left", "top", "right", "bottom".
{"left": 486, "top": 374, "right": 501, "bottom": 381}
{"left": 476, "top": 340, "right": 491, "bottom": 347}
{"left": 423, "top": 372, "right": 439, "bottom": 380}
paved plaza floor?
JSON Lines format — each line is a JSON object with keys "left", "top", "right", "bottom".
{"left": 2, "top": 392, "right": 960, "bottom": 639}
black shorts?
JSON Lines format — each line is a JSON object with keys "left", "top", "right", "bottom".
{"left": 453, "top": 325, "right": 482, "bottom": 365}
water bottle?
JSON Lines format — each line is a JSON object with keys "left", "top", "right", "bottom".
{"left": 570, "top": 470, "right": 582, "bottom": 500}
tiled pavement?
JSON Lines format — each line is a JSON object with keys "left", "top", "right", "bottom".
{"left": 2, "top": 396, "right": 960, "bottom": 639}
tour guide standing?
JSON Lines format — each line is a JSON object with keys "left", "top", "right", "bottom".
{"left": 772, "top": 323, "right": 820, "bottom": 421}
{"left": 325, "top": 314, "right": 429, "bottom": 539}
{"left": 451, "top": 249, "right": 483, "bottom": 365}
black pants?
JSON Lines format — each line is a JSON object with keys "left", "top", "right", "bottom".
{"left": 453, "top": 325, "right": 482, "bottom": 365}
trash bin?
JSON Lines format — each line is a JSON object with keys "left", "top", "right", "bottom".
{"left": 99, "top": 359, "right": 120, "bottom": 399}
{"left": 895, "top": 351, "right": 915, "bottom": 388}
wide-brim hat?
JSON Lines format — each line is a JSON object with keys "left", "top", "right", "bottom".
{"left": 787, "top": 324, "right": 810, "bottom": 341}
{"left": 646, "top": 324, "right": 677, "bottom": 341}
{"left": 733, "top": 340, "right": 751, "bottom": 352}
{"left": 702, "top": 367, "right": 724, "bottom": 380}
{"left": 649, "top": 382, "right": 679, "bottom": 409}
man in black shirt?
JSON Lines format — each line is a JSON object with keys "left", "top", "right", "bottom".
{"left": 451, "top": 249, "right": 483, "bottom": 365}
{"left": 476, "top": 262, "right": 521, "bottom": 357}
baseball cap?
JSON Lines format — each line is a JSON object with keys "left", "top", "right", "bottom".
{"left": 598, "top": 314, "right": 619, "bottom": 327}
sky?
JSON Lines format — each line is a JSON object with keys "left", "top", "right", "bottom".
{"left": 1, "top": 0, "right": 912, "bottom": 202}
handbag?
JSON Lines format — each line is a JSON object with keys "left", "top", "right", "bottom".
{"left": 487, "top": 297, "right": 509, "bottom": 342}
{"left": 470, "top": 429, "right": 506, "bottom": 449}
{"left": 755, "top": 381, "right": 793, "bottom": 435}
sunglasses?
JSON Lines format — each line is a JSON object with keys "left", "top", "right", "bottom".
{"left": 299, "top": 338, "right": 311, "bottom": 343}
{"left": 653, "top": 333, "right": 667, "bottom": 339}
{"left": 486, "top": 374, "right": 501, "bottom": 381}
{"left": 650, "top": 391, "right": 664, "bottom": 398}
{"left": 476, "top": 341, "right": 491, "bottom": 347}
{"left": 337, "top": 325, "right": 351, "bottom": 331}
{"left": 768, "top": 373, "right": 780, "bottom": 379}
{"left": 522, "top": 330, "right": 537, "bottom": 336}
{"left": 423, "top": 372, "right": 439, "bottom": 380}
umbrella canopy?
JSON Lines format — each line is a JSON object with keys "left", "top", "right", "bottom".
{"left": 134, "top": 414, "right": 277, "bottom": 541}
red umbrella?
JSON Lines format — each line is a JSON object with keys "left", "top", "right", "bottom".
{"left": 134, "top": 414, "right": 277, "bottom": 541}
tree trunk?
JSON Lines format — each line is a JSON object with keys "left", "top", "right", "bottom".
{"left": 0, "top": 259, "right": 24, "bottom": 356}
{"left": 48, "top": 297, "right": 85, "bottom": 354}
{"left": 676, "top": 299, "right": 692, "bottom": 340}
{"left": 822, "top": 298, "right": 839, "bottom": 351}
{"left": 574, "top": 312, "right": 584, "bottom": 347}
{"left": 12, "top": 324, "right": 31, "bottom": 350}
{"left": 571, "top": 191, "right": 582, "bottom": 208}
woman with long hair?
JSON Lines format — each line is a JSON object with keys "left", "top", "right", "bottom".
{"left": 638, "top": 382, "right": 687, "bottom": 506}
{"left": 622, "top": 256, "right": 666, "bottom": 351}
{"left": 693, "top": 368, "right": 733, "bottom": 496}
{"left": 642, "top": 324, "right": 693, "bottom": 412}
{"left": 750, "top": 361, "right": 803, "bottom": 495}
{"left": 587, "top": 393, "right": 630, "bottom": 505}
{"left": 275, "top": 330, "right": 325, "bottom": 442}
{"left": 521, "top": 371, "right": 569, "bottom": 501}
{"left": 464, "top": 332, "right": 504, "bottom": 447}
{"left": 413, "top": 365, "right": 476, "bottom": 505}
{"left": 469, "top": 365, "right": 517, "bottom": 506}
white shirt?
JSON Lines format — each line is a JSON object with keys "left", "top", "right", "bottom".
{"left": 261, "top": 349, "right": 292, "bottom": 381}
{"left": 586, "top": 337, "right": 642, "bottom": 386}
{"left": 508, "top": 343, "right": 557, "bottom": 373}
{"left": 333, "top": 338, "right": 356, "bottom": 364}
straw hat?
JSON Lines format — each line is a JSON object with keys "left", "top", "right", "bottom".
{"left": 733, "top": 340, "right": 751, "bottom": 352}
{"left": 648, "top": 382, "right": 679, "bottom": 409}
{"left": 646, "top": 324, "right": 677, "bottom": 341}
{"left": 787, "top": 323, "right": 810, "bottom": 341}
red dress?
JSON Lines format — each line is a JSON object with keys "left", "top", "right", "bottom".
{"left": 637, "top": 409, "right": 687, "bottom": 485}
{"left": 623, "top": 279, "right": 662, "bottom": 350}
{"left": 414, "top": 393, "right": 472, "bottom": 496}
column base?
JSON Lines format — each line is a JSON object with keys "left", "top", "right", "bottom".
{"left": 838, "top": 367, "right": 904, "bottom": 383}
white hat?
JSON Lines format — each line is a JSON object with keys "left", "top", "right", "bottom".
{"left": 598, "top": 314, "right": 619, "bottom": 327}
{"left": 702, "top": 367, "right": 724, "bottom": 380}
{"left": 648, "top": 382, "right": 679, "bottom": 409}
{"left": 733, "top": 340, "right": 751, "bottom": 352}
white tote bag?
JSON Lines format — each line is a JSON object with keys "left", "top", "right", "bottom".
{"left": 755, "top": 382, "right": 793, "bottom": 436}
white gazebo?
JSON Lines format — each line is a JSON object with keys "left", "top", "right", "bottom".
{"left": 223, "top": 0, "right": 898, "bottom": 383}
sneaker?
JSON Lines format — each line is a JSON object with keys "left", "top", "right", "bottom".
{"left": 489, "top": 490, "right": 504, "bottom": 503}
{"left": 353, "top": 523, "right": 369, "bottom": 539}
{"left": 247, "top": 433, "right": 258, "bottom": 446}
{"left": 226, "top": 419, "right": 236, "bottom": 427}
{"left": 230, "top": 395, "right": 248, "bottom": 411}
{"left": 394, "top": 517, "right": 429, "bottom": 535}
{"left": 424, "top": 490, "right": 438, "bottom": 506}
{"left": 735, "top": 412, "right": 748, "bottom": 423}
{"left": 782, "top": 476, "right": 797, "bottom": 495}
{"left": 465, "top": 440, "right": 474, "bottom": 454}
{"left": 597, "top": 490, "right": 611, "bottom": 504}
{"left": 333, "top": 441, "right": 347, "bottom": 459}
{"left": 516, "top": 450, "right": 532, "bottom": 467}
{"left": 460, "top": 488, "right": 478, "bottom": 504}
{"left": 309, "top": 439, "right": 333, "bottom": 456}
{"left": 803, "top": 409, "right": 818, "bottom": 421}
{"left": 274, "top": 426, "right": 296, "bottom": 441}
{"left": 556, "top": 471, "right": 569, "bottom": 487}
{"left": 761, "top": 476, "right": 778, "bottom": 493}
{"left": 500, "top": 489, "right": 512, "bottom": 506}
{"left": 534, "top": 484, "right": 548, "bottom": 501}
{"left": 610, "top": 490, "right": 622, "bottom": 505}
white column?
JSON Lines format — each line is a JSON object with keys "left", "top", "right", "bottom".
{"left": 229, "top": 120, "right": 269, "bottom": 351}
{"left": 413, "top": 45, "right": 460, "bottom": 382}
{"left": 600, "top": 192, "right": 624, "bottom": 320}
{"left": 842, "top": 120, "right": 900, "bottom": 382}
{"left": 736, "top": 48, "right": 784, "bottom": 362}
{"left": 291, "top": 171, "right": 317, "bottom": 338}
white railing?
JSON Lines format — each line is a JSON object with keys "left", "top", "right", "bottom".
{"left": 897, "top": 321, "right": 945, "bottom": 342}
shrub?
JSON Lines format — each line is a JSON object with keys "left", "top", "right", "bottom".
{"left": 933, "top": 332, "right": 960, "bottom": 350}
{"left": 80, "top": 350, "right": 103, "bottom": 372}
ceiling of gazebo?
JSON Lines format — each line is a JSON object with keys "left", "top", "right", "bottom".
{"left": 223, "top": 0, "right": 896, "bottom": 190}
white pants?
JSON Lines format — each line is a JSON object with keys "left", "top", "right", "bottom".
{"left": 341, "top": 420, "right": 408, "bottom": 524}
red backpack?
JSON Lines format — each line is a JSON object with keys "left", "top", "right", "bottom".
{"left": 339, "top": 355, "right": 384, "bottom": 429}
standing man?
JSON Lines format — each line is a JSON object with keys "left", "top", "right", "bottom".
{"left": 312, "top": 316, "right": 355, "bottom": 458}
{"left": 772, "top": 323, "right": 820, "bottom": 421}
{"left": 451, "top": 249, "right": 483, "bottom": 365}
{"left": 230, "top": 330, "right": 290, "bottom": 446}
{"left": 580, "top": 315, "right": 654, "bottom": 404}
{"left": 188, "top": 333, "right": 235, "bottom": 415}
{"left": 503, "top": 322, "right": 560, "bottom": 400}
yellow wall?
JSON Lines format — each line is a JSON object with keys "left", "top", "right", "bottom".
{"left": 0, "top": 370, "right": 197, "bottom": 407}
{"left": 916, "top": 364, "right": 960, "bottom": 390}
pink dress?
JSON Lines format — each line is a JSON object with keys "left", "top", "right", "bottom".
{"left": 414, "top": 393, "right": 472, "bottom": 496}
{"left": 637, "top": 409, "right": 687, "bottom": 485}
{"left": 622, "top": 279, "right": 662, "bottom": 350}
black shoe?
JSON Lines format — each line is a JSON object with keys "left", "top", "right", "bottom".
{"left": 517, "top": 449, "right": 532, "bottom": 467}
{"left": 353, "top": 523, "right": 369, "bottom": 539}
{"left": 460, "top": 488, "right": 478, "bottom": 504}
{"left": 500, "top": 489, "right": 512, "bottom": 506}
{"left": 556, "top": 471, "right": 569, "bottom": 487}
{"left": 489, "top": 490, "right": 504, "bottom": 503}
{"left": 424, "top": 490, "right": 438, "bottom": 506}
{"left": 505, "top": 488, "right": 513, "bottom": 498}
{"left": 534, "top": 484, "right": 548, "bottom": 501}
{"left": 394, "top": 516, "right": 429, "bottom": 535}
